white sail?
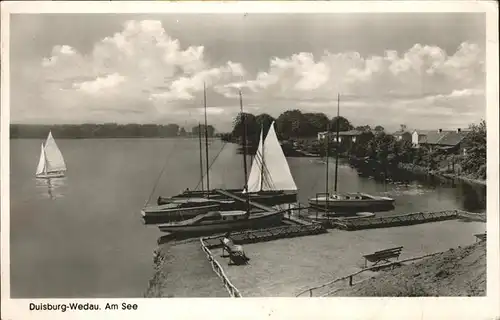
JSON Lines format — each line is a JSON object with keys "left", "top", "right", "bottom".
{"left": 260, "top": 122, "right": 297, "bottom": 191}
{"left": 35, "top": 143, "right": 46, "bottom": 175}
{"left": 43, "top": 131, "right": 67, "bottom": 173}
{"left": 245, "top": 128, "right": 264, "bottom": 193}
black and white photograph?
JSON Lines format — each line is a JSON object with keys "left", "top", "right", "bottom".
{"left": 1, "top": 2, "right": 498, "bottom": 319}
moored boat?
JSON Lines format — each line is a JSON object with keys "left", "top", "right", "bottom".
{"left": 309, "top": 192, "right": 394, "bottom": 209}
{"left": 157, "top": 96, "right": 298, "bottom": 207}
{"left": 157, "top": 209, "right": 284, "bottom": 235}
{"left": 142, "top": 198, "right": 235, "bottom": 224}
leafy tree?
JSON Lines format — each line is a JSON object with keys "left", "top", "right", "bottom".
{"left": 276, "top": 109, "right": 307, "bottom": 140}
{"left": 192, "top": 124, "right": 215, "bottom": 137}
{"left": 329, "top": 116, "right": 353, "bottom": 132}
{"left": 255, "top": 113, "right": 276, "bottom": 139}
{"left": 355, "top": 125, "right": 372, "bottom": 132}
{"left": 461, "top": 120, "right": 486, "bottom": 179}
{"left": 231, "top": 112, "right": 259, "bottom": 143}
{"left": 302, "top": 112, "right": 330, "bottom": 136}
{"left": 374, "top": 125, "right": 385, "bottom": 133}
{"left": 178, "top": 127, "right": 187, "bottom": 136}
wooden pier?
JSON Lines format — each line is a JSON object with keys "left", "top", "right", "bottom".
{"left": 325, "top": 210, "right": 470, "bottom": 231}
{"left": 202, "top": 222, "right": 326, "bottom": 249}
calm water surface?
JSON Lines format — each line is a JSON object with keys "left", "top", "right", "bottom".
{"left": 10, "top": 138, "right": 486, "bottom": 298}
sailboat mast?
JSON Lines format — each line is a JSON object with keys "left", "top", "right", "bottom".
{"left": 203, "top": 83, "right": 210, "bottom": 192}
{"left": 239, "top": 91, "right": 248, "bottom": 189}
{"left": 198, "top": 123, "right": 204, "bottom": 192}
{"left": 43, "top": 143, "right": 48, "bottom": 174}
{"left": 260, "top": 123, "right": 264, "bottom": 191}
{"left": 325, "top": 120, "right": 329, "bottom": 195}
{"left": 239, "top": 90, "right": 250, "bottom": 214}
{"left": 334, "top": 93, "right": 340, "bottom": 193}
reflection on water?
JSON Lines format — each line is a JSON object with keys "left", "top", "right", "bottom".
{"left": 35, "top": 177, "right": 67, "bottom": 200}
{"left": 381, "top": 165, "right": 486, "bottom": 213}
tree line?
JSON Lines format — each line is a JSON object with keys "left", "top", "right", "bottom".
{"left": 223, "top": 109, "right": 486, "bottom": 181}
{"left": 10, "top": 123, "right": 216, "bottom": 139}
{"left": 220, "top": 109, "right": 385, "bottom": 146}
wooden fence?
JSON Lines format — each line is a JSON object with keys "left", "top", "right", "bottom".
{"left": 332, "top": 210, "right": 461, "bottom": 231}
{"left": 199, "top": 238, "right": 242, "bottom": 298}
{"left": 295, "top": 250, "right": 450, "bottom": 297}
{"left": 202, "top": 223, "right": 325, "bottom": 249}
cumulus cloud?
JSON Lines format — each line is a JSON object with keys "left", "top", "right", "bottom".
{"left": 38, "top": 20, "right": 246, "bottom": 117}
{"left": 16, "top": 18, "right": 484, "bottom": 131}
{"left": 219, "top": 42, "right": 485, "bottom": 101}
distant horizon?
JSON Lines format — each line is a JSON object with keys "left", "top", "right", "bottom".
{"left": 9, "top": 120, "right": 483, "bottom": 134}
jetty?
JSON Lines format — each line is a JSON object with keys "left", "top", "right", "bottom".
{"left": 305, "top": 210, "right": 486, "bottom": 231}
{"left": 202, "top": 223, "right": 326, "bottom": 249}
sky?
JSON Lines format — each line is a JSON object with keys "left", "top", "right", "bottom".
{"left": 9, "top": 13, "right": 486, "bottom": 132}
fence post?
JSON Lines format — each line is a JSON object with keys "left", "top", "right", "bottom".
{"left": 349, "top": 275, "right": 353, "bottom": 286}
{"left": 309, "top": 289, "right": 313, "bottom": 297}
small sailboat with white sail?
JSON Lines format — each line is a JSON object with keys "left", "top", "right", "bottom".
{"left": 242, "top": 121, "right": 298, "bottom": 205}
{"left": 35, "top": 131, "right": 67, "bottom": 179}
{"left": 157, "top": 92, "right": 298, "bottom": 207}
{"left": 157, "top": 90, "right": 285, "bottom": 235}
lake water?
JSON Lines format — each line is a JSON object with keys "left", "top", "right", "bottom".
{"left": 9, "top": 138, "right": 486, "bottom": 298}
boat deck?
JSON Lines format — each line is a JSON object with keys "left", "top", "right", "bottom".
{"left": 214, "top": 189, "right": 278, "bottom": 213}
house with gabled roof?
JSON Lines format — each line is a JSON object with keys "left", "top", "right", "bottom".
{"left": 392, "top": 130, "right": 412, "bottom": 142}
{"left": 412, "top": 128, "right": 471, "bottom": 155}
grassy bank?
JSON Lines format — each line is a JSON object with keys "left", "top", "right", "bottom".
{"left": 330, "top": 241, "right": 486, "bottom": 296}
{"left": 398, "top": 162, "right": 487, "bottom": 186}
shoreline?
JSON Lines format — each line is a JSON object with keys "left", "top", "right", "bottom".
{"left": 145, "top": 214, "right": 486, "bottom": 297}
{"left": 397, "top": 163, "right": 486, "bottom": 186}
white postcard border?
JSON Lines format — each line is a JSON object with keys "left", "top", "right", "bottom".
{"left": 1, "top": 2, "right": 499, "bottom": 320}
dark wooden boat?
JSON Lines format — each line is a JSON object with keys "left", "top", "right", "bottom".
{"left": 141, "top": 198, "right": 236, "bottom": 224}
{"left": 157, "top": 209, "right": 284, "bottom": 235}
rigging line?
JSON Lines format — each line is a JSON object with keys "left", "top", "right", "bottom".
{"left": 144, "top": 138, "right": 181, "bottom": 207}
{"left": 193, "top": 140, "right": 229, "bottom": 191}
{"left": 249, "top": 149, "right": 279, "bottom": 191}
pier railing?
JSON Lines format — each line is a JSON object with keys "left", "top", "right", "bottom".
{"left": 295, "top": 250, "right": 451, "bottom": 297}
{"left": 199, "top": 237, "right": 242, "bottom": 298}
{"left": 333, "top": 210, "right": 465, "bottom": 231}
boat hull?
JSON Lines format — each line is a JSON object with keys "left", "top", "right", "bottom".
{"left": 308, "top": 198, "right": 394, "bottom": 209}
{"left": 161, "top": 190, "right": 297, "bottom": 207}
{"left": 158, "top": 211, "right": 283, "bottom": 235}
{"left": 35, "top": 172, "right": 65, "bottom": 179}
{"left": 141, "top": 204, "right": 220, "bottom": 224}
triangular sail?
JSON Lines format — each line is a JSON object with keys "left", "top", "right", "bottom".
{"left": 245, "top": 129, "right": 264, "bottom": 193}
{"left": 261, "top": 122, "right": 297, "bottom": 191}
{"left": 43, "top": 131, "right": 66, "bottom": 173}
{"left": 35, "top": 143, "right": 46, "bottom": 175}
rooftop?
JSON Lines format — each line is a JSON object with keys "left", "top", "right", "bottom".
{"left": 419, "top": 130, "right": 470, "bottom": 146}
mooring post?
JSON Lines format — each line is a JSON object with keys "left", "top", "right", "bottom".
{"left": 349, "top": 275, "right": 353, "bottom": 286}
{"left": 309, "top": 289, "right": 313, "bottom": 297}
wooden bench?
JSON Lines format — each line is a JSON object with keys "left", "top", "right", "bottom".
{"left": 474, "top": 232, "right": 487, "bottom": 242}
{"left": 220, "top": 239, "right": 250, "bottom": 266}
{"left": 362, "top": 246, "right": 403, "bottom": 268}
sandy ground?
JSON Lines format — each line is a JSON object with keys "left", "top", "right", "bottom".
{"left": 331, "top": 240, "right": 486, "bottom": 296}
{"left": 212, "top": 220, "right": 485, "bottom": 297}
